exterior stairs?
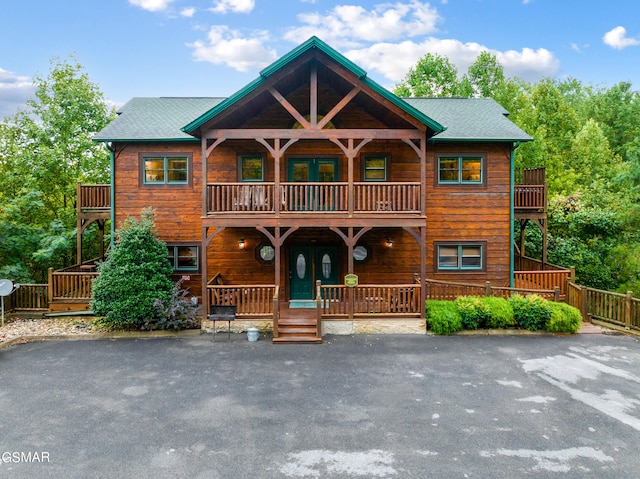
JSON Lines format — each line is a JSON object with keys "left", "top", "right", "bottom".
{"left": 272, "top": 305, "right": 322, "bottom": 344}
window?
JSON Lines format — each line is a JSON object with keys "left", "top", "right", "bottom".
{"left": 239, "top": 156, "right": 264, "bottom": 182}
{"left": 256, "top": 243, "right": 275, "bottom": 264}
{"left": 438, "top": 156, "right": 483, "bottom": 184}
{"left": 167, "top": 245, "right": 199, "bottom": 271}
{"left": 353, "top": 245, "right": 370, "bottom": 263}
{"left": 363, "top": 156, "right": 387, "bottom": 181}
{"left": 437, "top": 244, "right": 484, "bottom": 271}
{"left": 143, "top": 156, "right": 189, "bottom": 184}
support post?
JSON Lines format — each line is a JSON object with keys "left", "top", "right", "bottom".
{"left": 626, "top": 291, "right": 633, "bottom": 329}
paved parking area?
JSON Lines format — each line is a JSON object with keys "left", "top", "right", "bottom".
{"left": 1, "top": 333, "right": 639, "bottom": 478}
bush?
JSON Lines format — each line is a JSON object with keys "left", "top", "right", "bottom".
{"left": 91, "top": 208, "right": 174, "bottom": 329}
{"left": 546, "top": 302, "right": 582, "bottom": 334}
{"left": 426, "top": 300, "right": 463, "bottom": 335}
{"left": 455, "top": 296, "right": 490, "bottom": 329}
{"left": 144, "top": 280, "right": 199, "bottom": 331}
{"left": 508, "top": 294, "right": 552, "bottom": 331}
{"left": 482, "top": 297, "right": 515, "bottom": 329}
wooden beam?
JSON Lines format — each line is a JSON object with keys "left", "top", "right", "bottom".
{"left": 268, "top": 86, "right": 310, "bottom": 129}
{"left": 319, "top": 86, "right": 360, "bottom": 129}
{"left": 204, "top": 129, "right": 423, "bottom": 141}
{"left": 310, "top": 61, "right": 317, "bottom": 127}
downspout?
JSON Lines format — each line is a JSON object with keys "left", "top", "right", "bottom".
{"left": 106, "top": 142, "right": 115, "bottom": 247}
{"left": 510, "top": 141, "right": 521, "bottom": 288}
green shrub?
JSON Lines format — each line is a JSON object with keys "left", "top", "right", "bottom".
{"left": 508, "top": 294, "right": 552, "bottom": 331}
{"left": 482, "top": 297, "right": 516, "bottom": 329}
{"left": 91, "top": 208, "right": 174, "bottom": 330}
{"left": 143, "top": 280, "right": 199, "bottom": 331}
{"left": 546, "top": 302, "right": 582, "bottom": 334}
{"left": 426, "top": 300, "right": 462, "bottom": 335}
{"left": 455, "top": 296, "right": 490, "bottom": 329}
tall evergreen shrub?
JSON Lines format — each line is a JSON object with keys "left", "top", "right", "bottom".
{"left": 91, "top": 208, "right": 174, "bottom": 329}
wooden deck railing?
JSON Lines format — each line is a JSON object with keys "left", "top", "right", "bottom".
{"left": 206, "top": 182, "right": 422, "bottom": 214}
{"left": 207, "top": 284, "right": 276, "bottom": 317}
{"left": 319, "top": 284, "right": 421, "bottom": 317}
{"left": 514, "top": 185, "right": 547, "bottom": 211}
{"left": 49, "top": 269, "right": 98, "bottom": 302}
{"left": 514, "top": 256, "right": 568, "bottom": 272}
{"left": 425, "top": 278, "right": 560, "bottom": 301}
{"left": 78, "top": 183, "right": 110, "bottom": 211}
{"left": 514, "top": 270, "right": 571, "bottom": 296}
{"left": 565, "top": 284, "right": 640, "bottom": 331}
{"left": 7, "top": 284, "right": 49, "bottom": 311}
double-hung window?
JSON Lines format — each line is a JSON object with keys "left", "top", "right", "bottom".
{"left": 437, "top": 244, "right": 484, "bottom": 271}
{"left": 239, "top": 156, "right": 264, "bottom": 182}
{"left": 438, "top": 156, "right": 483, "bottom": 184}
{"left": 143, "top": 155, "right": 189, "bottom": 185}
{"left": 167, "top": 245, "right": 199, "bottom": 272}
{"left": 363, "top": 156, "right": 387, "bottom": 181}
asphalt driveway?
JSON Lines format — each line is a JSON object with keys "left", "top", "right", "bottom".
{"left": 1, "top": 332, "right": 639, "bottom": 478}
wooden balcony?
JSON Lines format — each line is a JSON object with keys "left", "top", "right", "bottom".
{"left": 206, "top": 182, "right": 421, "bottom": 216}
{"left": 78, "top": 184, "right": 110, "bottom": 213}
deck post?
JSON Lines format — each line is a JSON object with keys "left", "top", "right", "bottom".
{"left": 485, "top": 281, "right": 491, "bottom": 297}
{"left": 626, "top": 291, "right": 633, "bottom": 329}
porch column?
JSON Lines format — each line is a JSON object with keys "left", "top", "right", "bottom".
{"left": 420, "top": 225, "right": 427, "bottom": 320}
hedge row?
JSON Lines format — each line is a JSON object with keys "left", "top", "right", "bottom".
{"left": 426, "top": 294, "right": 582, "bottom": 335}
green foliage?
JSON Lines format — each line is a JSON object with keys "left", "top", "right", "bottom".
{"left": 482, "top": 297, "right": 516, "bottom": 329}
{"left": 546, "top": 302, "right": 582, "bottom": 334}
{"left": 508, "top": 294, "right": 552, "bottom": 331}
{"left": 425, "top": 300, "right": 463, "bottom": 335}
{"left": 394, "top": 53, "right": 468, "bottom": 98}
{"left": 0, "top": 56, "right": 115, "bottom": 282}
{"left": 144, "top": 281, "right": 199, "bottom": 331}
{"left": 91, "top": 208, "right": 174, "bottom": 329}
{"left": 455, "top": 296, "right": 491, "bottom": 329}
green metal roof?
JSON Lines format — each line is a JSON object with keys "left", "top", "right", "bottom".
{"left": 405, "top": 97, "right": 532, "bottom": 142}
{"left": 182, "top": 36, "right": 445, "bottom": 136}
{"left": 93, "top": 97, "right": 224, "bottom": 142}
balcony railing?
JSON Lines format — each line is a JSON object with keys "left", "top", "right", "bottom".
{"left": 206, "top": 182, "right": 421, "bottom": 214}
{"left": 514, "top": 185, "right": 547, "bottom": 211}
{"left": 78, "top": 183, "right": 110, "bottom": 212}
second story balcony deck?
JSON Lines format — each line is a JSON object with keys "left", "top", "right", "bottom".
{"left": 205, "top": 182, "right": 422, "bottom": 216}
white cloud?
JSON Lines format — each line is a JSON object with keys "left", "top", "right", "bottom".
{"left": 187, "top": 26, "right": 277, "bottom": 72}
{"left": 181, "top": 7, "right": 196, "bottom": 17}
{"left": 284, "top": 0, "right": 441, "bottom": 47}
{"left": 0, "top": 68, "right": 34, "bottom": 119}
{"left": 345, "top": 38, "right": 560, "bottom": 86}
{"left": 128, "top": 0, "right": 176, "bottom": 12}
{"left": 210, "top": 0, "right": 255, "bottom": 14}
{"left": 603, "top": 26, "right": 640, "bottom": 50}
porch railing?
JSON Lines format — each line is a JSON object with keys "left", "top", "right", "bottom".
{"left": 78, "top": 183, "right": 110, "bottom": 211}
{"left": 514, "top": 185, "right": 547, "bottom": 211}
{"left": 514, "top": 270, "right": 571, "bottom": 297}
{"left": 6, "top": 284, "right": 49, "bottom": 312}
{"left": 207, "top": 284, "right": 276, "bottom": 317}
{"left": 566, "top": 282, "right": 640, "bottom": 332}
{"left": 48, "top": 268, "right": 98, "bottom": 302}
{"left": 425, "top": 278, "right": 560, "bottom": 301}
{"left": 320, "top": 284, "right": 421, "bottom": 317}
{"left": 205, "top": 182, "right": 421, "bottom": 214}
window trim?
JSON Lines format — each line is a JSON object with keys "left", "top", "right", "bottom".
{"left": 437, "top": 155, "right": 485, "bottom": 185}
{"left": 167, "top": 244, "right": 200, "bottom": 272}
{"left": 140, "top": 153, "right": 192, "bottom": 187}
{"left": 255, "top": 242, "right": 275, "bottom": 265}
{"left": 362, "top": 154, "right": 389, "bottom": 182}
{"left": 435, "top": 242, "right": 486, "bottom": 272}
{"left": 238, "top": 154, "right": 265, "bottom": 182}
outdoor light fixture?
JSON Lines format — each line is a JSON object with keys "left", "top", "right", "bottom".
{"left": 386, "top": 238, "right": 393, "bottom": 248}
{"left": 238, "top": 238, "right": 245, "bottom": 249}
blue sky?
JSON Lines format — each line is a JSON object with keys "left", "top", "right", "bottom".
{"left": 1, "top": 0, "right": 639, "bottom": 119}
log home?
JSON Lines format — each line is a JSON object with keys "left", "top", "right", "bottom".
{"left": 92, "top": 37, "right": 534, "bottom": 342}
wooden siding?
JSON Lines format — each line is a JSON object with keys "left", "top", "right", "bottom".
{"left": 426, "top": 143, "right": 512, "bottom": 286}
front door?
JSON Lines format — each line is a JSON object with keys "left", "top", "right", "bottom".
{"left": 289, "top": 246, "right": 339, "bottom": 300}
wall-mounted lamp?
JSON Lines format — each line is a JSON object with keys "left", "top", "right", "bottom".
{"left": 238, "top": 238, "right": 245, "bottom": 249}
{"left": 386, "top": 238, "right": 394, "bottom": 248}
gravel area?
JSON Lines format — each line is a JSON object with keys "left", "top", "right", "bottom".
{"left": 0, "top": 315, "right": 96, "bottom": 344}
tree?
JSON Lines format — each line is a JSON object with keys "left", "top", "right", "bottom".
{"left": 394, "top": 53, "right": 469, "bottom": 97}
{"left": 463, "top": 51, "right": 506, "bottom": 98}
{"left": 92, "top": 208, "right": 174, "bottom": 329}
{"left": 0, "top": 56, "right": 114, "bottom": 282}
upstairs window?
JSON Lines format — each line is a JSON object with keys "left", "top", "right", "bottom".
{"left": 143, "top": 155, "right": 189, "bottom": 185}
{"left": 438, "top": 156, "right": 483, "bottom": 184}
{"left": 363, "top": 156, "right": 387, "bottom": 181}
{"left": 167, "top": 245, "right": 199, "bottom": 272}
{"left": 239, "top": 156, "right": 264, "bottom": 182}
{"left": 437, "top": 243, "right": 484, "bottom": 271}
